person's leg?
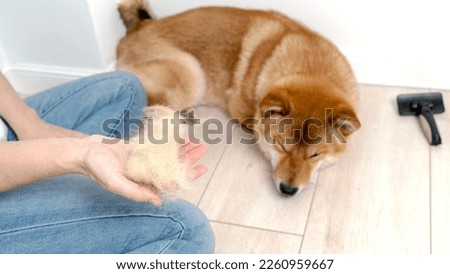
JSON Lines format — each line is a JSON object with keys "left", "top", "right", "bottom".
{"left": 7, "top": 71, "right": 147, "bottom": 140}
{"left": 0, "top": 174, "right": 215, "bottom": 254}
{"left": 2, "top": 71, "right": 215, "bottom": 253}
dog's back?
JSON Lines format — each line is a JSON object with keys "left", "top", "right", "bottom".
{"left": 117, "top": 1, "right": 356, "bottom": 109}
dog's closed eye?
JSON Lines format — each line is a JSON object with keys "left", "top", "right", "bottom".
{"left": 276, "top": 140, "right": 288, "bottom": 153}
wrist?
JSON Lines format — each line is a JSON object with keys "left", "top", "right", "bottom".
{"left": 66, "top": 136, "right": 92, "bottom": 176}
{"left": 72, "top": 135, "right": 128, "bottom": 176}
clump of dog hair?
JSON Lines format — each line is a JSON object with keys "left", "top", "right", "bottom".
{"left": 124, "top": 106, "right": 189, "bottom": 197}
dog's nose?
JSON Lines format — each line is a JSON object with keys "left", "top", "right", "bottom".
{"left": 279, "top": 183, "right": 298, "bottom": 196}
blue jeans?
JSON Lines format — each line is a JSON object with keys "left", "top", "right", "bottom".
{"left": 0, "top": 71, "right": 214, "bottom": 254}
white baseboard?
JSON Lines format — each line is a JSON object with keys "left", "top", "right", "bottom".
{"left": 4, "top": 57, "right": 449, "bottom": 97}
{"left": 3, "top": 64, "right": 112, "bottom": 96}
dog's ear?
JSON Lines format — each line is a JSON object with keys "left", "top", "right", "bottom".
{"left": 260, "top": 91, "right": 291, "bottom": 118}
{"left": 327, "top": 104, "right": 361, "bottom": 136}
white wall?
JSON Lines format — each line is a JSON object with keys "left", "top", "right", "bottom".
{"left": 87, "top": 0, "right": 126, "bottom": 70}
{"left": 0, "top": 0, "right": 124, "bottom": 95}
{"left": 0, "top": 44, "right": 6, "bottom": 70}
{"left": 0, "top": 1, "right": 101, "bottom": 69}
{"left": 149, "top": 0, "right": 450, "bottom": 90}
{"left": 1, "top": 0, "right": 449, "bottom": 94}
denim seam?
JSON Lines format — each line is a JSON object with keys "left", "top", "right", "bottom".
{"left": 158, "top": 231, "right": 184, "bottom": 254}
{"left": 0, "top": 213, "right": 185, "bottom": 237}
{"left": 158, "top": 215, "right": 187, "bottom": 254}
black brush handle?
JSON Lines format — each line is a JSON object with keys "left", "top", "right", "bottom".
{"left": 419, "top": 105, "right": 442, "bottom": 146}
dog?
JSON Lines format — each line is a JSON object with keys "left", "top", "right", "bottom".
{"left": 117, "top": 0, "right": 361, "bottom": 196}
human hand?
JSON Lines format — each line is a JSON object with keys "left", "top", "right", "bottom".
{"left": 179, "top": 139, "right": 208, "bottom": 181}
{"left": 79, "top": 135, "right": 162, "bottom": 206}
{"left": 77, "top": 136, "right": 208, "bottom": 207}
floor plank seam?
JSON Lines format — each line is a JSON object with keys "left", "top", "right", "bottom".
{"left": 196, "top": 141, "right": 231, "bottom": 207}
{"left": 298, "top": 170, "right": 322, "bottom": 253}
{"left": 209, "top": 220, "right": 304, "bottom": 237}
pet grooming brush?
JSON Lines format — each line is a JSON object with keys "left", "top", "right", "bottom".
{"left": 397, "top": 92, "right": 445, "bottom": 146}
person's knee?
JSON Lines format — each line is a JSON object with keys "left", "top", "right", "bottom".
{"left": 115, "top": 71, "right": 147, "bottom": 104}
{"left": 100, "top": 71, "right": 148, "bottom": 138}
{"left": 162, "top": 199, "right": 215, "bottom": 254}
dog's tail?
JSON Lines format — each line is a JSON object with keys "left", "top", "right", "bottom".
{"left": 118, "top": 0, "right": 152, "bottom": 33}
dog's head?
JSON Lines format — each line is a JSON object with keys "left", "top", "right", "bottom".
{"left": 253, "top": 77, "right": 360, "bottom": 196}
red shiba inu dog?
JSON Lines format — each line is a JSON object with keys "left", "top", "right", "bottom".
{"left": 116, "top": 0, "right": 361, "bottom": 196}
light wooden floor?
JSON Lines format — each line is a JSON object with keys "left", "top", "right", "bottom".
{"left": 178, "top": 85, "right": 450, "bottom": 253}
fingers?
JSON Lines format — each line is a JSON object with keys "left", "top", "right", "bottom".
{"left": 179, "top": 139, "right": 208, "bottom": 181}
{"left": 180, "top": 142, "right": 208, "bottom": 165}
{"left": 107, "top": 175, "right": 162, "bottom": 206}
{"left": 135, "top": 185, "right": 162, "bottom": 207}
{"left": 179, "top": 139, "right": 199, "bottom": 153}
{"left": 187, "top": 165, "right": 208, "bottom": 181}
